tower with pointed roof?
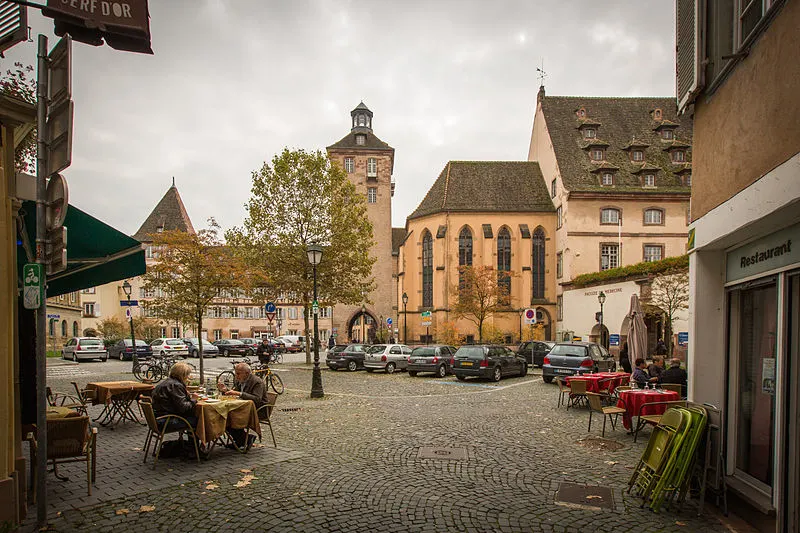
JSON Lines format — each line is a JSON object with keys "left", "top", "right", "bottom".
{"left": 327, "top": 102, "right": 396, "bottom": 342}
{"left": 133, "top": 181, "right": 195, "bottom": 243}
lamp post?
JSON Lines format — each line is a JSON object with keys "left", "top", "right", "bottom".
{"left": 122, "top": 281, "right": 136, "bottom": 363}
{"left": 276, "top": 316, "right": 282, "bottom": 338}
{"left": 307, "top": 244, "right": 324, "bottom": 398}
{"left": 379, "top": 315, "right": 384, "bottom": 342}
{"left": 361, "top": 302, "right": 367, "bottom": 343}
{"left": 598, "top": 291, "right": 606, "bottom": 348}
{"left": 402, "top": 292, "right": 408, "bottom": 344}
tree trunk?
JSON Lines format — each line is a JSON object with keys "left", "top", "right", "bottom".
{"left": 197, "top": 314, "right": 205, "bottom": 385}
{"left": 478, "top": 317, "right": 484, "bottom": 343}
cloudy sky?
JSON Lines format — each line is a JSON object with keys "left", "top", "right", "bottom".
{"left": 4, "top": 0, "right": 676, "bottom": 234}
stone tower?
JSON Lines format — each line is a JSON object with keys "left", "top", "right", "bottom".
{"left": 327, "top": 102, "right": 395, "bottom": 343}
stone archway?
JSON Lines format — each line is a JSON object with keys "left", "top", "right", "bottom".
{"left": 348, "top": 311, "right": 376, "bottom": 343}
{"left": 590, "top": 323, "right": 610, "bottom": 349}
{"left": 536, "top": 307, "right": 552, "bottom": 341}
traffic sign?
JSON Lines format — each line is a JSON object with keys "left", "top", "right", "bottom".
{"left": 421, "top": 310, "right": 432, "bottom": 327}
{"left": 23, "top": 263, "right": 43, "bottom": 310}
{"left": 125, "top": 308, "right": 132, "bottom": 319}
{"left": 609, "top": 334, "right": 620, "bottom": 346}
{"left": 312, "top": 300, "right": 319, "bottom": 315}
{"left": 524, "top": 308, "right": 536, "bottom": 325}
{"left": 386, "top": 317, "right": 392, "bottom": 326}
{"left": 119, "top": 300, "right": 139, "bottom": 307}
{"left": 678, "top": 332, "right": 689, "bottom": 346}
{"left": 265, "top": 302, "right": 277, "bottom": 313}
{"left": 46, "top": 314, "right": 60, "bottom": 320}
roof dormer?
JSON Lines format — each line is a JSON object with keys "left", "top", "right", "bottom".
{"left": 581, "top": 139, "right": 610, "bottom": 161}
{"left": 653, "top": 120, "right": 679, "bottom": 140}
{"left": 622, "top": 138, "right": 650, "bottom": 162}
{"left": 577, "top": 118, "right": 602, "bottom": 139}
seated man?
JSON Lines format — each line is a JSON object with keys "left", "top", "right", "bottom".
{"left": 151, "top": 362, "right": 207, "bottom": 458}
{"left": 632, "top": 358, "right": 657, "bottom": 388}
{"left": 647, "top": 356, "right": 665, "bottom": 381}
{"left": 661, "top": 358, "right": 688, "bottom": 397}
{"left": 217, "top": 363, "right": 268, "bottom": 449}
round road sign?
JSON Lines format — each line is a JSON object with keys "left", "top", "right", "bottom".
{"left": 265, "top": 302, "right": 277, "bottom": 313}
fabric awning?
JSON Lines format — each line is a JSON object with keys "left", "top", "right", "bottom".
{"left": 19, "top": 201, "right": 146, "bottom": 297}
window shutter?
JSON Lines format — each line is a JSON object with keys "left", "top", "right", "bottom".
{"left": 95, "top": 302, "right": 101, "bottom": 317}
{"left": 676, "top": 0, "right": 703, "bottom": 113}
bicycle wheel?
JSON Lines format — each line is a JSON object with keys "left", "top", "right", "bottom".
{"left": 269, "top": 372, "right": 285, "bottom": 394}
{"left": 132, "top": 362, "right": 145, "bottom": 381}
{"left": 274, "top": 353, "right": 283, "bottom": 364}
{"left": 217, "top": 370, "right": 235, "bottom": 391}
{"left": 144, "top": 364, "right": 162, "bottom": 383}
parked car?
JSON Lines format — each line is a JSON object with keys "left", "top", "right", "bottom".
{"left": 269, "top": 338, "right": 286, "bottom": 353}
{"left": 183, "top": 338, "right": 219, "bottom": 358}
{"left": 108, "top": 339, "right": 152, "bottom": 361}
{"left": 452, "top": 344, "right": 527, "bottom": 382}
{"left": 406, "top": 345, "right": 459, "bottom": 378}
{"left": 326, "top": 344, "right": 347, "bottom": 359}
{"left": 62, "top": 337, "right": 108, "bottom": 362}
{"left": 363, "top": 344, "right": 413, "bottom": 374}
{"left": 213, "top": 339, "right": 249, "bottom": 357}
{"left": 541, "top": 341, "right": 616, "bottom": 383}
{"left": 149, "top": 338, "right": 189, "bottom": 357}
{"left": 517, "top": 340, "right": 556, "bottom": 367}
{"left": 326, "top": 343, "right": 369, "bottom": 371}
{"left": 277, "top": 335, "right": 305, "bottom": 353}
{"left": 238, "top": 338, "right": 259, "bottom": 355}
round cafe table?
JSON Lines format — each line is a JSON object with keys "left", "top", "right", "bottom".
{"left": 616, "top": 389, "right": 680, "bottom": 430}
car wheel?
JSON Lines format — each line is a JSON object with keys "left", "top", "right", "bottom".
{"left": 223, "top": 349, "right": 230, "bottom": 357}
{"left": 119, "top": 351, "right": 124, "bottom": 360}
{"left": 543, "top": 376, "right": 554, "bottom": 384}
{"left": 408, "top": 371, "right": 417, "bottom": 377}
{"left": 62, "top": 351, "right": 67, "bottom": 360}
{"left": 519, "top": 363, "right": 527, "bottom": 377}
{"left": 101, "top": 357, "right": 108, "bottom": 362}
{"left": 456, "top": 375, "right": 467, "bottom": 381}
{"left": 436, "top": 365, "right": 447, "bottom": 378}
{"left": 385, "top": 362, "right": 396, "bottom": 374}
{"left": 347, "top": 360, "right": 357, "bottom": 372}
{"left": 492, "top": 366, "right": 502, "bottom": 382}
{"left": 191, "top": 350, "right": 198, "bottom": 358}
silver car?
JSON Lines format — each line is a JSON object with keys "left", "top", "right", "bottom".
{"left": 62, "top": 337, "right": 107, "bottom": 362}
{"left": 183, "top": 338, "right": 219, "bottom": 358}
{"left": 363, "top": 344, "right": 413, "bottom": 374}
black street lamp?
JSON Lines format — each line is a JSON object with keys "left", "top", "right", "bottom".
{"left": 598, "top": 291, "right": 606, "bottom": 348}
{"left": 402, "top": 292, "right": 408, "bottom": 344}
{"left": 276, "top": 316, "right": 282, "bottom": 337}
{"left": 361, "top": 302, "right": 367, "bottom": 343}
{"left": 122, "top": 280, "right": 136, "bottom": 362}
{"left": 307, "top": 244, "right": 324, "bottom": 398}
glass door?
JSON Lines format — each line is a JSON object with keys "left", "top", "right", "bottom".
{"left": 784, "top": 273, "right": 799, "bottom": 532}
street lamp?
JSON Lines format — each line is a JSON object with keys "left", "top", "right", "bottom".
{"left": 361, "top": 302, "right": 367, "bottom": 343}
{"left": 598, "top": 291, "right": 606, "bottom": 348}
{"left": 402, "top": 292, "right": 408, "bottom": 344}
{"left": 122, "top": 280, "right": 136, "bottom": 363}
{"left": 307, "top": 244, "right": 324, "bottom": 398}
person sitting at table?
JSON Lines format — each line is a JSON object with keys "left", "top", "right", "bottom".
{"left": 632, "top": 358, "right": 658, "bottom": 387}
{"left": 661, "top": 358, "right": 688, "bottom": 397}
{"left": 151, "top": 362, "right": 207, "bottom": 458}
{"left": 647, "top": 356, "right": 665, "bottom": 381}
{"left": 217, "top": 363, "right": 268, "bottom": 449}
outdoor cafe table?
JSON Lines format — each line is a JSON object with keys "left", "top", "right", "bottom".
{"left": 616, "top": 389, "right": 680, "bottom": 430}
{"left": 565, "top": 372, "right": 630, "bottom": 393}
{"left": 86, "top": 381, "right": 155, "bottom": 428}
{"left": 195, "top": 397, "right": 261, "bottom": 446}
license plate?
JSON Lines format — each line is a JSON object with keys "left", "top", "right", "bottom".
{"left": 555, "top": 369, "right": 572, "bottom": 374}
{"left": 460, "top": 361, "right": 473, "bottom": 367}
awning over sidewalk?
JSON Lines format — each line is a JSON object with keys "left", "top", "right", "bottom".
{"left": 18, "top": 201, "right": 146, "bottom": 297}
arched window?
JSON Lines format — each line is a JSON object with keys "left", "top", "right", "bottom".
{"left": 532, "top": 227, "right": 545, "bottom": 299}
{"left": 73, "top": 321, "right": 79, "bottom": 337}
{"left": 422, "top": 231, "right": 433, "bottom": 308}
{"left": 600, "top": 208, "right": 620, "bottom": 224}
{"left": 61, "top": 320, "right": 67, "bottom": 337}
{"left": 497, "top": 227, "right": 511, "bottom": 298}
{"left": 458, "top": 227, "right": 473, "bottom": 268}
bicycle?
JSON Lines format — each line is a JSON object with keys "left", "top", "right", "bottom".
{"left": 133, "top": 355, "right": 196, "bottom": 383}
{"left": 218, "top": 357, "right": 284, "bottom": 394}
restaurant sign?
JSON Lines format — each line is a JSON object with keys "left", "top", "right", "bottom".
{"left": 43, "top": 0, "right": 152, "bottom": 54}
{"left": 726, "top": 222, "right": 800, "bottom": 283}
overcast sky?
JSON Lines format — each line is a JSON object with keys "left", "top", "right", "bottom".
{"left": 4, "top": 1, "right": 676, "bottom": 234}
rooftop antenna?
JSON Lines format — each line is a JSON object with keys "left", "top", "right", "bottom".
{"left": 536, "top": 58, "right": 547, "bottom": 87}
{"left": 172, "top": 176, "right": 175, "bottom": 188}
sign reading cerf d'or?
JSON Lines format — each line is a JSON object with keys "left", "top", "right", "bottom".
{"left": 43, "top": 0, "right": 152, "bottom": 54}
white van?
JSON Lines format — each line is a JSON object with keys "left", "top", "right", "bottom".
{"left": 277, "top": 335, "right": 305, "bottom": 352}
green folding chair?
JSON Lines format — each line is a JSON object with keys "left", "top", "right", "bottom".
{"left": 628, "top": 408, "right": 689, "bottom": 503}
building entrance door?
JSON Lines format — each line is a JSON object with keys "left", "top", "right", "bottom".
{"left": 784, "top": 273, "right": 800, "bottom": 532}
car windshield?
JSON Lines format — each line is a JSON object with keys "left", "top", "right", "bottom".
{"left": 550, "top": 344, "right": 588, "bottom": 357}
{"left": 367, "top": 345, "right": 387, "bottom": 354}
{"left": 455, "top": 346, "right": 486, "bottom": 358}
{"left": 124, "top": 339, "right": 148, "bottom": 346}
{"left": 411, "top": 347, "right": 436, "bottom": 356}
{"left": 79, "top": 339, "right": 103, "bottom": 346}
{"left": 227, "top": 340, "right": 244, "bottom": 345}
{"left": 346, "top": 345, "right": 365, "bottom": 352}
{"left": 166, "top": 339, "right": 185, "bottom": 345}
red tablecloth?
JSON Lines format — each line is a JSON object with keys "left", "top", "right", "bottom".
{"left": 617, "top": 389, "right": 680, "bottom": 430}
{"left": 566, "top": 372, "right": 630, "bottom": 393}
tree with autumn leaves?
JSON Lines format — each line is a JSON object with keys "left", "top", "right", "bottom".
{"left": 226, "top": 148, "right": 375, "bottom": 364}
{"left": 141, "top": 220, "right": 253, "bottom": 384}
{"left": 450, "top": 266, "right": 516, "bottom": 343}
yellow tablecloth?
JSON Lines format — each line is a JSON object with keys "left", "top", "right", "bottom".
{"left": 195, "top": 398, "right": 261, "bottom": 444}
{"left": 46, "top": 406, "right": 80, "bottom": 419}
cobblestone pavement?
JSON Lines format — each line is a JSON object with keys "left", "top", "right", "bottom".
{"left": 25, "top": 361, "right": 743, "bottom": 533}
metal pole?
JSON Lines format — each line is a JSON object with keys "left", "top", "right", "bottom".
{"left": 310, "top": 263, "right": 323, "bottom": 398}
{"left": 402, "top": 302, "right": 407, "bottom": 344}
{"left": 35, "top": 33, "right": 49, "bottom": 527}
{"left": 128, "top": 296, "right": 136, "bottom": 364}
{"left": 600, "top": 301, "right": 604, "bottom": 347}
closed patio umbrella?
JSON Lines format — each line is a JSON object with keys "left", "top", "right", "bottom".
{"left": 621, "top": 294, "right": 648, "bottom": 373}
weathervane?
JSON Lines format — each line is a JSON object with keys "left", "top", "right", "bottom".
{"left": 536, "top": 59, "right": 547, "bottom": 87}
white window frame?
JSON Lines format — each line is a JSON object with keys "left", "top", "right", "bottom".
{"left": 601, "top": 173, "right": 614, "bottom": 186}
{"left": 356, "top": 134, "right": 366, "bottom": 146}
{"left": 83, "top": 302, "right": 96, "bottom": 317}
{"left": 672, "top": 150, "right": 686, "bottom": 162}
{"left": 230, "top": 329, "right": 239, "bottom": 339}
{"left": 367, "top": 187, "right": 377, "bottom": 204}
{"left": 583, "top": 128, "right": 596, "bottom": 139}
{"left": 591, "top": 149, "right": 604, "bottom": 161}
{"left": 213, "top": 329, "right": 222, "bottom": 341}
{"left": 632, "top": 150, "right": 644, "bottom": 162}
{"left": 367, "top": 157, "right": 377, "bottom": 177}
{"left": 662, "top": 129, "right": 674, "bottom": 140}
{"left": 600, "top": 244, "right": 619, "bottom": 271}
{"left": 289, "top": 307, "right": 297, "bottom": 320}
{"left": 601, "top": 208, "right": 620, "bottom": 224}
{"left": 344, "top": 157, "right": 354, "bottom": 173}
{"left": 644, "top": 209, "right": 664, "bottom": 225}
{"left": 643, "top": 245, "right": 663, "bottom": 262}
{"left": 644, "top": 174, "right": 656, "bottom": 187}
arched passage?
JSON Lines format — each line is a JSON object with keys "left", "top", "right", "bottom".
{"left": 348, "top": 311, "right": 376, "bottom": 343}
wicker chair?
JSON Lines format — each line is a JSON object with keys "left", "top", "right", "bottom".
{"left": 255, "top": 391, "right": 278, "bottom": 448}
{"left": 47, "top": 386, "right": 87, "bottom": 415}
{"left": 31, "top": 415, "right": 97, "bottom": 498}
{"left": 139, "top": 400, "right": 200, "bottom": 468}
{"left": 70, "top": 381, "right": 97, "bottom": 413}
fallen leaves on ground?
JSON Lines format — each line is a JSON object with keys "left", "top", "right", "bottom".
{"left": 115, "top": 509, "right": 129, "bottom": 516}
{"left": 603, "top": 461, "right": 618, "bottom": 465}
{"left": 139, "top": 505, "right": 155, "bottom": 513}
{"left": 585, "top": 495, "right": 603, "bottom": 500}
{"left": 240, "top": 468, "right": 252, "bottom": 473}
{"left": 235, "top": 474, "right": 256, "bottom": 488}
{"left": 676, "top": 522, "right": 687, "bottom": 527}
{"left": 205, "top": 483, "right": 219, "bottom": 490}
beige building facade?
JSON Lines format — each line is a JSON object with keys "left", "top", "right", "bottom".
{"left": 44, "top": 292, "right": 83, "bottom": 353}
{"left": 398, "top": 161, "right": 556, "bottom": 344}
{"left": 527, "top": 90, "right": 691, "bottom": 343}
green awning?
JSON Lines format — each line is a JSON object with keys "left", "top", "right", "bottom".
{"left": 19, "top": 201, "right": 146, "bottom": 297}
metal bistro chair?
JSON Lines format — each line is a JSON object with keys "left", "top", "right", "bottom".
{"left": 566, "top": 379, "right": 588, "bottom": 410}
{"left": 660, "top": 383, "right": 683, "bottom": 395}
{"left": 255, "top": 391, "right": 279, "bottom": 448}
{"left": 586, "top": 392, "right": 627, "bottom": 437}
{"left": 555, "top": 378, "right": 572, "bottom": 408}
{"left": 138, "top": 399, "right": 201, "bottom": 468}
{"left": 47, "top": 386, "right": 87, "bottom": 415}
{"left": 70, "top": 381, "right": 97, "bottom": 415}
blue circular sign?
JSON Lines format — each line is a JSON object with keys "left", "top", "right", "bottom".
{"left": 265, "top": 302, "right": 277, "bottom": 313}
{"left": 387, "top": 317, "right": 392, "bottom": 325}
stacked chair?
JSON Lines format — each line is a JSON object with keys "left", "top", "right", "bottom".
{"left": 628, "top": 405, "right": 708, "bottom": 513}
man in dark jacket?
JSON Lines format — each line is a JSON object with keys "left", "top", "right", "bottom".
{"left": 218, "top": 363, "right": 268, "bottom": 449}
{"left": 661, "top": 358, "right": 688, "bottom": 397}
{"left": 648, "top": 356, "right": 665, "bottom": 381}
{"left": 256, "top": 338, "right": 274, "bottom": 365}
{"left": 619, "top": 342, "right": 632, "bottom": 373}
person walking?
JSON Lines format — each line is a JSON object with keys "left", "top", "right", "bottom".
{"left": 655, "top": 338, "right": 668, "bottom": 356}
{"left": 619, "top": 341, "right": 632, "bottom": 373}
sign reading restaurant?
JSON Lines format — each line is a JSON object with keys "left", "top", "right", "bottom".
{"left": 727, "top": 222, "right": 800, "bottom": 283}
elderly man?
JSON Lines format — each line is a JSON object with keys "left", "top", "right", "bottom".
{"left": 661, "top": 358, "right": 688, "bottom": 397}
{"left": 648, "top": 356, "right": 666, "bottom": 381}
{"left": 217, "top": 363, "right": 268, "bottom": 449}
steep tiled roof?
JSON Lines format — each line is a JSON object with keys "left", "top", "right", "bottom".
{"left": 408, "top": 161, "right": 555, "bottom": 221}
{"left": 133, "top": 185, "right": 195, "bottom": 242}
{"left": 540, "top": 96, "right": 693, "bottom": 193}
{"left": 391, "top": 228, "right": 407, "bottom": 255}
{"left": 327, "top": 131, "right": 394, "bottom": 151}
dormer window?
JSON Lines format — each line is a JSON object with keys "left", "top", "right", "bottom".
{"left": 577, "top": 107, "right": 586, "bottom": 118}
{"left": 601, "top": 172, "right": 614, "bottom": 186}
{"left": 654, "top": 108, "right": 662, "bottom": 120}
{"left": 632, "top": 150, "right": 644, "bottom": 162}
{"left": 644, "top": 174, "right": 656, "bottom": 187}
{"left": 672, "top": 150, "right": 686, "bottom": 162}
{"left": 583, "top": 128, "right": 596, "bottom": 139}
{"left": 662, "top": 129, "right": 674, "bottom": 140}
{"left": 355, "top": 134, "right": 366, "bottom": 145}
{"left": 591, "top": 149, "right": 605, "bottom": 161}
